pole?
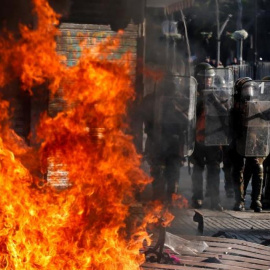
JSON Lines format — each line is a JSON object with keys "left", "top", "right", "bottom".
{"left": 215, "top": 0, "right": 220, "bottom": 66}
{"left": 254, "top": 0, "right": 258, "bottom": 79}
{"left": 180, "top": 9, "right": 191, "bottom": 76}
{"left": 215, "top": 0, "right": 232, "bottom": 67}
{"left": 239, "top": 38, "right": 243, "bottom": 65}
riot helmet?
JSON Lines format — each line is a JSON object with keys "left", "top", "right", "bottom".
{"left": 234, "top": 77, "right": 258, "bottom": 101}
{"left": 214, "top": 75, "right": 226, "bottom": 88}
{"left": 262, "top": 76, "right": 270, "bottom": 81}
{"left": 194, "top": 62, "right": 215, "bottom": 89}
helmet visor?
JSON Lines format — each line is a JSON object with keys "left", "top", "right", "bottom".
{"left": 241, "top": 82, "right": 258, "bottom": 100}
{"left": 242, "top": 86, "right": 254, "bottom": 98}
{"left": 197, "top": 68, "right": 215, "bottom": 77}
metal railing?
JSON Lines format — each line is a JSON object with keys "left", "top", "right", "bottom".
{"left": 226, "top": 64, "right": 254, "bottom": 81}
{"left": 226, "top": 62, "right": 270, "bottom": 80}
{"left": 256, "top": 62, "right": 270, "bottom": 80}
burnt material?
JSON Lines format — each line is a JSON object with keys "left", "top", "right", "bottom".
{"left": 144, "top": 218, "right": 181, "bottom": 265}
{"left": 144, "top": 219, "right": 181, "bottom": 265}
{"left": 142, "top": 235, "right": 270, "bottom": 270}
{"left": 193, "top": 210, "right": 204, "bottom": 235}
{"left": 144, "top": 218, "right": 166, "bottom": 263}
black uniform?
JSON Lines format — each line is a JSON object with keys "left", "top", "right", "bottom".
{"left": 190, "top": 63, "right": 223, "bottom": 211}
{"left": 141, "top": 76, "right": 188, "bottom": 203}
{"left": 260, "top": 76, "right": 270, "bottom": 208}
{"left": 263, "top": 155, "right": 270, "bottom": 208}
{"left": 222, "top": 145, "right": 234, "bottom": 198}
{"left": 230, "top": 77, "right": 264, "bottom": 212}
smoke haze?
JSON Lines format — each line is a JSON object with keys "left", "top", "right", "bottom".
{"left": 0, "top": 0, "right": 71, "bottom": 32}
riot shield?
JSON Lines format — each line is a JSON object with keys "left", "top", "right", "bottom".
{"left": 154, "top": 75, "right": 197, "bottom": 157}
{"left": 203, "top": 68, "right": 234, "bottom": 146}
{"left": 236, "top": 81, "right": 270, "bottom": 157}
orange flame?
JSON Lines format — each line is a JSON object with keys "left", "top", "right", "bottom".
{"left": 172, "top": 194, "right": 189, "bottom": 209}
{"left": 0, "top": 0, "right": 158, "bottom": 269}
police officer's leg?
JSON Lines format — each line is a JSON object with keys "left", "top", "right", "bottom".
{"left": 164, "top": 155, "right": 181, "bottom": 203}
{"left": 206, "top": 146, "right": 223, "bottom": 210}
{"left": 243, "top": 160, "right": 253, "bottom": 199}
{"left": 249, "top": 157, "right": 264, "bottom": 212}
{"left": 190, "top": 142, "right": 205, "bottom": 208}
{"left": 231, "top": 149, "right": 245, "bottom": 211}
{"left": 150, "top": 158, "right": 166, "bottom": 201}
{"left": 263, "top": 155, "right": 270, "bottom": 208}
{"left": 192, "top": 164, "right": 204, "bottom": 208}
{"left": 222, "top": 146, "right": 234, "bottom": 198}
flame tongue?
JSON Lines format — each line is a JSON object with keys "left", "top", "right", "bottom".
{"left": 0, "top": 0, "right": 152, "bottom": 269}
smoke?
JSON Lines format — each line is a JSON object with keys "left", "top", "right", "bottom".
{"left": 236, "top": 0, "right": 243, "bottom": 29}
{"left": 48, "top": 0, "right": 72, "bottom": 18}
{"left": 0, "top": 0, "right": 33, "bottom": 32}
{"left": 145, "top": 8, "right": 190, "bottom": 79}
{"left": 0, "top": 0, "right": 71, "bottom": 32}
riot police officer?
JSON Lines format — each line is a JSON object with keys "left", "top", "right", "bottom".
{"left": 230, "top": 77, "right": 265, "bottom": 212}
{"left": 260, "top": 76, "right": 270, "bottom": 208}
{"left": 141, "top": 71, "right": 196, "bottom": 203}
{"left": 190, "top": 62, "right": 224, "bottom": 211}
{"left": 212, "top": 74, "right": 234, "bottom": 198}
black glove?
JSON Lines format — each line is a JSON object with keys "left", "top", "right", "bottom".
{"left": 259, "top": 109, "right": 270, "bottom": 120}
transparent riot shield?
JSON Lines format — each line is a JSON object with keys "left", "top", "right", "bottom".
{"left": 154, "top": 75, "right": 197, "bottom": 157}
{"left": 203, "top": 68, "right": 234, "bottom": 146}
{"left": 236, "top": 81, "right": 270, "bottom": 157}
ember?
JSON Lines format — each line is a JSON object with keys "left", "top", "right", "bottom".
{"left": 0, "top": 0, "right": 156, "bottom": 269}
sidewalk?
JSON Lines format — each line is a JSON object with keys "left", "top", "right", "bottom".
{"left": 138, "top": 161, "right": 270, "bottom": 245}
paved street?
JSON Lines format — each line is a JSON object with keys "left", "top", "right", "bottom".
{"left": 139, "top": 161, "right": 270, "bottom": 245}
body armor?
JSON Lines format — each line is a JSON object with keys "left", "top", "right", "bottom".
{"left": 234, "top": 79, "right": 270, "bottom": 157}
{"left": 203, "top": 68, "right": 234, "bottom": 146}
{"left": 153, "top": 74, "right": 197, "bottom": 158}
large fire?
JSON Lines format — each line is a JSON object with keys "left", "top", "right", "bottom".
{"left": 0, "top": 0, "right": 160, "bottom": 269}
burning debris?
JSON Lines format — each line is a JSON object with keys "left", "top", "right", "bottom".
{"left": 0, "top": 0, "right": 165, "bottom": 269}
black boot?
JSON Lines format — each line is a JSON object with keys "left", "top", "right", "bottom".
{"left": 252, "top": 201, "right": 262, "bottom": 213}
{"left": 251, "top": 166, "right": 264, "bottom": 213}
{"left": 233, "top": 202, "right": 245, "bottom": 211}
{"left": 223, "top": 166, "right": 234, "bottom": 198}
{"left": 233, "top": 181, "right": 245, "bottom": 211}
{"left": 263, "top": 166, "right": 270, "bottom": 208}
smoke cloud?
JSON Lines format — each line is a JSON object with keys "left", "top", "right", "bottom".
{"left": 0, "top": 0, "right": 71, "bottom": 32}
